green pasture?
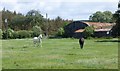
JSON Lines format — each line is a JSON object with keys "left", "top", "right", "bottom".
{"left": 1, "top": 38, "right": 118, "bottom": 69}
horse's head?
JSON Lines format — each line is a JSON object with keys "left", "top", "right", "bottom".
{"left": 38, "top": 34, "right": 42, "bottom": 39}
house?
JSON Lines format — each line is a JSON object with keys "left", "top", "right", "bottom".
{"left": 64, "top": 21, "right": 114, "bottom": 38}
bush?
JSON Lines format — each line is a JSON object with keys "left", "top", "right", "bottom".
{"left": 32, "top": 25, "right": 42, "bottom": 37}
{"left": 2, "top": 31, "right": 7, "bottom": 39}
{"left": 28, "top": 31, "right": 34, "bottom": 37}
{"left": 0, "top": 29, "right": 2, "bottom": 39}
{"left": 8, "top": 28, "right": 14, "bottom": 39}
{"left": 13, "top": 30, "right": 33, "bottom": 39}
{"left": 13, "top": 31, "right": 19, "bottom": 39}
{"left": 17, "top": 30, "right": 31, "bottom": 39}
{"left": 2, "top": 28, "right": 14, "bottom": 39}
{"left": 83, "top": 26, "right": 94, "bottom": 38}
{"left": 56, "top": 28, "right": 65, "bottom": 37}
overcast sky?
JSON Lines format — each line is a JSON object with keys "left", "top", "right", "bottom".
{"left": 0, "top": 0, "right": 119, "bottom": 20}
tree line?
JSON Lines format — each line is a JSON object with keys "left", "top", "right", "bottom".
{"left": 1, "top": 8, "right": 72, "bottom": 39}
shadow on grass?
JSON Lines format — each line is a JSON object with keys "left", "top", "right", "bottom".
{"left": 95, "top": 39, "right": 120, "bottom": 43}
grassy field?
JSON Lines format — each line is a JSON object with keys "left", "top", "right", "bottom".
{"left": 2, "top": 38, "right": 118, "bottom": 69}
{"left": 0, "top": 39, "right": 2, "bottom": 70}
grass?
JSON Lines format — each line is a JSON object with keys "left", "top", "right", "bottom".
{"left": 0, "top": 39, "right": 2, "bottom": 70}
{"left": 1, "top": 38, "right": 118, "bottom": 69}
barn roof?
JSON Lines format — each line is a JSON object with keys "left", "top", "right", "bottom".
{"left": 75, "top": 29, "right": 84, "bottom": 33}
{"left": 75, "top": 28, "right": 111, "bottom": 33}
{"left": 74, "top": 22, "right": 114, "bottom": 33}
{"left": 84, "top": 22, "right": 114, "bottom": 29}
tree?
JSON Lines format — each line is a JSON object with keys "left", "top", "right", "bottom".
{"left": 112, "top": 1, "right": 120, "bottom": 37}
{"left": 103, "top": 11, "right": 113, "bottom": 23}
{"left": 10, "top": 15, "right": 27, "bottom": 30}
{"left": 83, "top": 26, "right": 94, "bottom": 38}
{"left": 26, "top": 10, "right": 44, "bottom": 27}
{"left": 89, "top": 11, "right": 113, "bottom": 23}
{"left": 89, "top": 11, "right": 104, "bottom": 22}
{"left": 2, "top": 8, "right": 16, "bottom": 30}
{"left": 32, "top": 25, "right": 42, "bottom": 37}
{"left": 42, "top": 16, "right": 65, "bottom": 36}
{"left": 9, "top": 10, "right": 44, "bottom": 31}
{"left": 54, "top": 16, "right": 63, "bottom": 28}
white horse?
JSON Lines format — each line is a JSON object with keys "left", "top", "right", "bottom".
{"left": 33, "top": 34, "right": 42, "bottom": 47}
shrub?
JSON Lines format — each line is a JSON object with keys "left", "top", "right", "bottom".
{"left": 56, "top": 28, "right": 65, "bottom": 37}
{"left": 83, "top": 26, "right": 95, "bottom": 38}
{"left": 8, "top": 28, "right": 14, "bottom": 39}
{"left": 2, "top": 28, "right": 14, "bottom": 39}
{"left": 28, "top": 31, "right": 34, "bottom": 37}
{"left": 13, "top": 30, "right": 33, "bottom": 39}
{"left": 13, "top": 31, "right": 19, "bottom": 39}
{"left": 32, "top": 25, "right": 42, "bottom": 37}
{"left": 0, "top": 29, "right": 2, "bottom": 39}
{"left": 2, "top": 31, "right": 7, "bottom": 39}
{"left": 17, "top": 30, "right": 30, "bottom": 39}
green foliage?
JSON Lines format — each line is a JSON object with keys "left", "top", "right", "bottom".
{"left": 112, "top": 2, "right": 120, "bottom": 37}
{"left": 83, "top": 26, "right": 95, "bottom": 38}
{"left": 2, "top": 9, "right": 17, "bottom": 30}
{"left": 56, "top": 28, "right": 65, "bottom": 37}
{"left": 26, "top": 10, "right": 44, "bottom": 26}
{"left": 63, "top": 22, "right": 69, "bottom": 27}
{"left": 32, "top": 25, "right": 42, "bottom": 37}
{"left": 2, "top": 9, "right": 44, "bottom": 31}
{"left": 2, "top": 29, "right": 32, "bottom": 39}
{"left": 0, "top": 29, "right": 2, "bottom": 39}
{"left": 17, "top": 30, "right": 31, "bottom": 39}
{"left": 89, "top": 11, "right": 113, "bottom": 23}
{"left": 13, "top": 31, "right": 19, "bottom": 39}
{"left": 2, "top": 28, "right": 14, "bottom": 39}
{"left": 10, "top": 15, "right": 27, "bottom": 30}
{"left": 42, "top": 16, "right": 67, "bottom": 36}
{"left": 103, "top": 11, "right": 113, "bottom": 23}
{"left": 8, "top": 28, "right": 14, "bottom": 39}
{"left": 28, "top": 31, "right": 34, "bottom": 37}
{"left": 2, "top": 9, "right": 71, "bottom": 37}
{"left": 2, "top": 31, "right": 7, "bottom": 39}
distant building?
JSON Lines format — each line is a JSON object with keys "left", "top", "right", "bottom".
{"left": 64, "top": 21, "right": 87, "bottom": 38}
{"left": 64, "top": 21, "right": 114, "bottom": 38}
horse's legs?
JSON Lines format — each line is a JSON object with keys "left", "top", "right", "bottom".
{"left": 40, "top": 43, "right": 42, "bottom": 47}
{"left": 80, "top": 42, "right": 84, "bottom": 49}
{"left": 33, "top": 42, "right": 36, "bottom": 47}
{"left": 40, "top": 39, "right": 42, "bottom": 47}
{"left": 34, "top": 41, "right": 37, "bottom": 47}
{"left": 37, "top": 43, "right": 39, "bottom": 47}
{"left": 80, "top": 44, "right": 83, "bottom": 49}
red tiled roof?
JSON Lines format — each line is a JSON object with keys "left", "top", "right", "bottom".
{"left": 84, "top": 22, "right": 114, "bottom": 29}
{"left": 75, "top": 22, "right": 114, "bottom": 33}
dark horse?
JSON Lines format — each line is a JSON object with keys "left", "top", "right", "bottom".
{"left": 79, "top": 37, "right": 84, "bottom": 49}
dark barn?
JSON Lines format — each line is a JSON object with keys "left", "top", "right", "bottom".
{"left": 64, "top": 21, "right": 88, "bottom": 38}
{"left": 64, "top": 21, "right": 114, "bottom": 38}
{"left": 94, "top": 29, "right": 112, "bottom": 37}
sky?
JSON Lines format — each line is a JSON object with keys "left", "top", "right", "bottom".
{"left": 0, "top": 0, "right": 119, "bottom": 20}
